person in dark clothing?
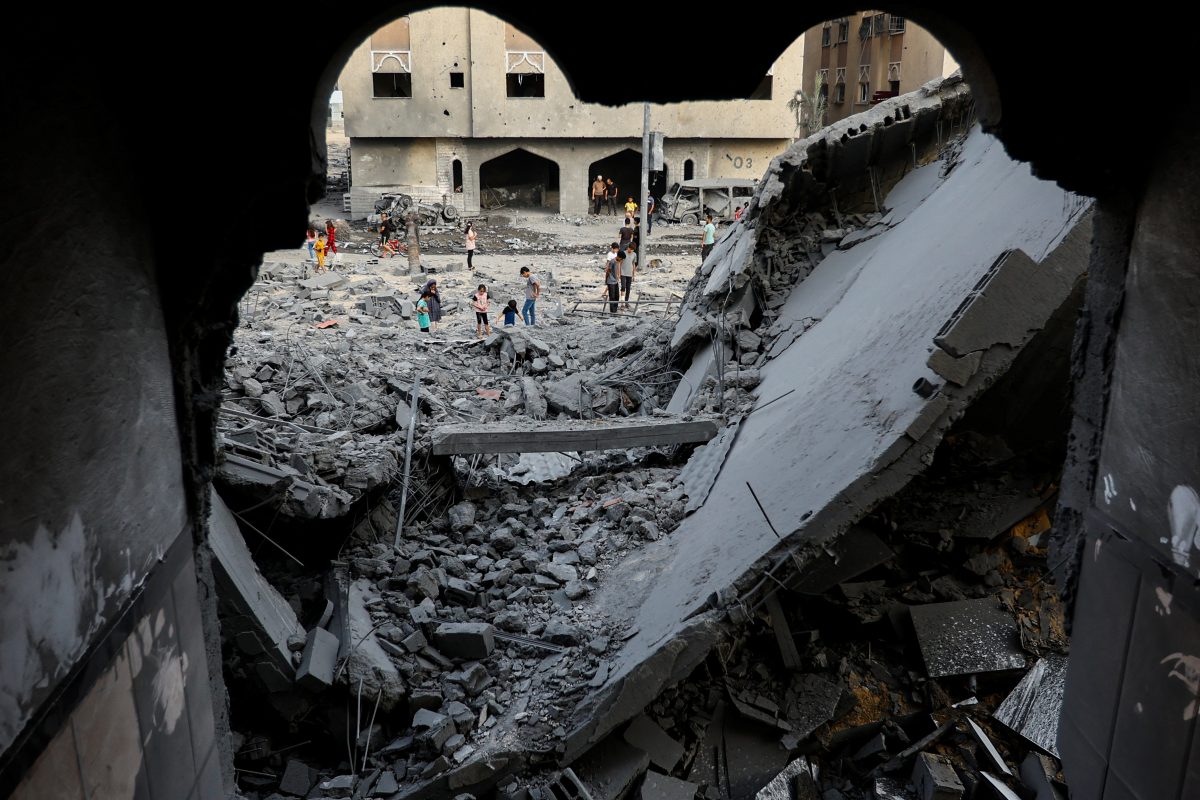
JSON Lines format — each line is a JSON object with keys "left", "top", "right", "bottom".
{"left": 621, "top": 241, "right": 637, "bottom": 305}
{"left": 605, "top": 251, "right": 624, "bottom": 313}
{"left": 618, "top": 220, "right": 634, "bottom": 249}
{"left": 419, "top": 278, "right": 442, "bottom": 332}
{"left": 606, "top": 178, "right": 619, "bottom": 215}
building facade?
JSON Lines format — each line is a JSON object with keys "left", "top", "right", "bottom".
{"left": 340, "top": 7, "right": 806, "bottom": 217}
{"left": 801, "top": 11, "right": 958, "bottom": 127}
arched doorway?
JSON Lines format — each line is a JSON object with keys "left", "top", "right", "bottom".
{"left": 587, "top": 148, "right": 642, "bottom": 215}
{"left": 683, "top": 158, "right": 695, "bottom": 180}
{"left": 478, "top": 148, "right": 560, "bottom": 211}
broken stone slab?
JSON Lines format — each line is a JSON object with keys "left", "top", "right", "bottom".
{"left": 301, "top": 271, "right": 348, "bottom": 290}
{"left": 911, "top": 752, "right": 963, "bottom": 800}
{"left": 522, "top": 377, "right": 548, "bottom": 420}
{"left": 295, "top": 627, "right": 339, "bottom": 690}
{"left": 431, "top": 419, "right": 719, "bottom": 455}
{"left": 784, "top": 673, "right": 841, "bottom": 739}
{"left": 279, "top": 759, "right": 315, "bottom": 796}
{"left": 209, "top": 489, "right": 304, "bottom": 679}
{"left": 993, "top": 655, "right": 1067, "bottom": 757}
{"left": 639, "top": 772, "right": 697, "bottom": 800}
{"left": 433, "top": 622, "right": 496, "bottom": 661}
{"left": 372, "top": 770, "right": 400, "bottom": 796}
{"left": 926, "top": 347, "right": 982, "bottom": 387}
{"left": 966, "top": 718, "right": 1013, "bottom": 777}
{"left": 754, "top": 757, "right": 818, "bottom": 800}
{"left": 908, "top": 599, "right": 1025, "bottom": 678}
{"left": 448, "top": 501, "right": 477, "bottom": 531}
{"left": 790, "top": 526, "right": 893, "bottom": 595}
{"left": 1018, "top": 753, "right": 1064, "bottom": 800}
{"left": 622, "top": 715, "right": 684, "bottom": 772}
{"left": 979, "top": 773, "right": 1021, "bottom": 800}
{"left": 572, "top": 735, "right": 651, "bottom": 800}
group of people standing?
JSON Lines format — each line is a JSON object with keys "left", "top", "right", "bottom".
{"left": 412, "top": 267, "right": 540, "bottom": 336}
{"left": 304, "top": 220, "right": 342, "bottom": 272}
{"left": 602, "top": 214, "right": 642, "bottom": 312}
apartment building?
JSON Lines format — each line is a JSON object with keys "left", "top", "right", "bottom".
{"left": 802, "top": 11, "right": 959, "bottom": 127}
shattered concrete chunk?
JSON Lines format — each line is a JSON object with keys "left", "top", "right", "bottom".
{"left": 295, "top": 627, "right": 339, "bottom": 690}
{"left": 433, "top": 622, "right": 496, "bottom": 661}
{"left": 573, "top": 735, "right": 651, "bottom": 800}
{"left": 912, "top": 752, "right": 963, "bottom": 800}
{"left": 639, "top": 772, "right": 698, "bottom": 800}
{"left": 622, "top": 715, "right": 684, "bottom": 772}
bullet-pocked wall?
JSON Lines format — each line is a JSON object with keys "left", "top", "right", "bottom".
{"left": 341, "top": 6, "right": 805, "bottom": 217}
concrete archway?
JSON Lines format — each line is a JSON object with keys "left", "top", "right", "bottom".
{"left": 478, "top": 147, "right": 560, "bottom": 211}
{"left": 587, "top": 148, "right": 642, "bottom": 216}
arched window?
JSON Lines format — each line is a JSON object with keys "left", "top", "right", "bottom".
{"left": 683, "top": 159, "right": 695, "bottom": 180}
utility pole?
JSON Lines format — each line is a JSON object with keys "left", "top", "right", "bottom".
{"left": 640, "top": 103, "right": 650, "bottom": 273}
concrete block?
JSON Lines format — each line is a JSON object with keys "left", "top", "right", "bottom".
{"left": 433, "top": 622, "right": 496, "bottom": 660}
{"left": 623, "top": 715, "right": 684, "bottom": 772}
{"left": 573, "top": 735, "right": 651, "bottom": 800}
{"left": 911, "top": 752, "right": 963, "bottom": 800}
{"left": 279, "top": 759, "right": 314, "bottom": 796}
{"left": 295, "top": 627, "right": 339, "bottom": 690}
{"left": 926, "top": 347, "right": 981, "bottom": 387}
{"left": 640, "top": 771, "right": 698, "bottom": 800}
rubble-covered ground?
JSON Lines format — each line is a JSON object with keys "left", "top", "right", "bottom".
{"left": 222, "top": 78, "right": 1081, "bottom": 800}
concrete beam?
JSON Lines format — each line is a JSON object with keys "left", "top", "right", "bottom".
{"left": 430, "top": 419, "right": 719, "bottom": 455}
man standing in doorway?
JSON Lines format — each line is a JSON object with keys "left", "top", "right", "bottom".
{"left": 606, "top": 177, "right": 619, "bottom": 216}
{"left": 520, "top": 266, "right": 540, "bottom": 326}
{"left": 591, "top": 175, "right": 606, "bottom": 215}
{"left": 701, "top": 213, "right": 716, "bottom": 264}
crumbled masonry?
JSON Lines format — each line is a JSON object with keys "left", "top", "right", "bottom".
{"left": 224, "top": 77, "right": 1077, "bottom": 800}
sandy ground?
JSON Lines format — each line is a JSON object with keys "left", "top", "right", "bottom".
{"left": 285, "top": 128, "right": 713, "bottom": 339}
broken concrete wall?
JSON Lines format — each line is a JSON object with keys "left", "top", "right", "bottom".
{"left": 565, "top": 110, "right": 1092, "bottom": 758}
{"left": 0, "top": 84, "right": 229, "bottom": 796}
{"left": 1057, "top": 117, "right": 1200, "bottom": 800}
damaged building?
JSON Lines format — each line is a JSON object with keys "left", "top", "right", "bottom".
{"left": 3, "top": 5, "right": 1200, "bottom": 800}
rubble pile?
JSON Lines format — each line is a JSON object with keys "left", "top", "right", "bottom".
{"left": 221, "top": 75, "right": 1085, "bottom": 800}
{"left": 520, "top": 396, "right": 1071, "bottom": 800}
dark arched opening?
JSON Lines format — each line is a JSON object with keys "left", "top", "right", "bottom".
{"left": 587, "top": 148, "right": 642, "bottom": 215}
{"left": 479, "top": 148, "right": 560, "bottom": 211}
{"left": 683, "top": 158, "right": 695, "bottom": 180}
{"left": 452, "top": 158, "right": 463, "bottom": 193}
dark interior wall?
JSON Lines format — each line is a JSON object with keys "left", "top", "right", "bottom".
{"left": 1058, "top": 106, "right": 1200, "bottom": 800}
{"left": 0, "top": 85, "right": 194, "bottom": 780}
{"left": 0, "top": 3, "right": 1195, "bottom": 798}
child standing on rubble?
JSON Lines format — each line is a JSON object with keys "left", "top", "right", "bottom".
{"left": 416, "top": 290, "right": 432, "bottom": 333}
{"left": 304, "top": 227, "right": 316, "bottom": 264}
{"left": 503, "top": 300, "right": 518, "bottom": 326}
{"left": 472, "top": 283, "right": 491, "bottom": 338}
{"left": 325, "top": 220, "right": 340, "bottom": 268}
{"left": 314, "top": 232, "right": 327, "bottom": 272}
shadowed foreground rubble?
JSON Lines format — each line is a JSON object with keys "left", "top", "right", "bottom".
{"left": 217, "top": 77, "right": 1088, "bottom": 800}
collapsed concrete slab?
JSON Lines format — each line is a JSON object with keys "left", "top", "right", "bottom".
{"left": 561, "top": 87, "right": 1092, "bottom": 762}
{"left": 209, "top": 488, "right": 304, "bottom": 684}
{"left": 430, "top": 418, "right": 718, "bottom": 455}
